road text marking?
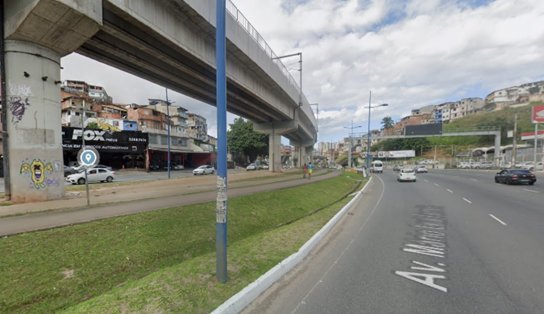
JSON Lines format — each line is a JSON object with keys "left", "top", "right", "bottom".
{"left": 489, "top": 214, "right": 507, "bottom": 226}
{"left": 397, "top": 205, "right": 448, "bottom": 293}
{"left": 395, "top": 261, "right": 448, "bottom": 293}
{"left": 462, "top": 197, "right": 472, "bottom": 204}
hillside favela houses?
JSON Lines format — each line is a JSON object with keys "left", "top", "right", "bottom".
{"left": 60, "top": 80, "right": 215, "bottom": 170}
{"left": 316, "top": 80, "right": 544, "bottom": 162}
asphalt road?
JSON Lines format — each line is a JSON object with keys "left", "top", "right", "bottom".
{"left": 243, "top": 169, "right": 544, "bottom": 313}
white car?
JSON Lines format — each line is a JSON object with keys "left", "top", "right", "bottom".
{"left": 193, "top": 165, "right": 215, "bottom": 175}
{"left": 246, "top": 163, "right": 257, "bottom": 171}
{"left": 398, "top": 168, "right": 417, "bottom": 182}
{"left": 415, "top": 166, "right": 428, "bottom": 173}
{"left": 66, "top": 167, "right": 115, "bottom": 185}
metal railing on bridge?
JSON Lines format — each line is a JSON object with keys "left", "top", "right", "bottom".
{"left": 225, "top": 1, "right": 301, "bottom": 94}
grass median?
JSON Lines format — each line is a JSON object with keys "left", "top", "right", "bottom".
{"left": 0, "top": 172, "right": 366, "bottom": 313}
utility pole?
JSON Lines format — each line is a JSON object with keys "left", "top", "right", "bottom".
{"left": 512, "top": 113, "right": 518, "bottom": 166}
{"left": 534, "top": 123, "right": 538, "bottom": 168}
{"left": 165, "top": 88, "right": 171, "bottom": 179}
{"left": 344, "top": 121, "right": 362, "bottom": 168}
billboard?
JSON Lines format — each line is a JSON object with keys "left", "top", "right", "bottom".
{"left": 531, "top": 105, "right": 544, "bottom": 123}
{"left": 405, "top": 123, "right": 442, "bottom": 136}
{"left": 62, "top": 127, "right": 148, "bottom": 154}
{"left": 377, "top": 150, "right": 416, "bottom": 158}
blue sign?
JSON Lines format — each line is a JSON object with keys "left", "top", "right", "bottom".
{"left": 77, "top": 146, "right": 100, "bottom": 167}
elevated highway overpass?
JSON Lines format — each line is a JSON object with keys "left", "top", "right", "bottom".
{"left": 2, "top": 0, "right": 317, "bottom": 202}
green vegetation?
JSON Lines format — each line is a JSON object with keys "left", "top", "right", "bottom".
{"left": 375, "top": 102, "right": 543, "bottom": 156}
{"left": 227, "top": 118, "right": 269, "bottom": 164}
{"left": 0, "top": 172, "right": 364, "bottom": 313}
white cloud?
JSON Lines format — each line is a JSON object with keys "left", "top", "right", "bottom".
{"left": 62, "top": 0, "right": 544, "bottom": 145}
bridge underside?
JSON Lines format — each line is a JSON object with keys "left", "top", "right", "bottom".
{"left": 77, "top": 1, "right": 315, "bottom": 144}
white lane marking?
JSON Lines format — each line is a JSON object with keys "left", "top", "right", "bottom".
{"left": 446, "top": 189, "right": 454, "bottom": 194}
{"left": 523, "top": 189, "right": 540, "bottom": 193}
{"left": 470, "top": 178, "right": 478, "bottom": 182}
{"left": 434, "top": 183, "right": 440, "bottom": 187}
{"left": 424, "top": 179, "right": 429, "bottom": 183}
{"left": 291, "top": 175, "right": 386, "bottom": 314}
{"left": 489, "top": 214, "right": 507, "bottom": 226}
{"left": 348, "top": 192, "right": 358, "bottom": 197}
{"left": 462, "top": 197, "right": 472, "bottom": 204}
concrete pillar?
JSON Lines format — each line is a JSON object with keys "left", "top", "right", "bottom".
{"left": 294, "top": 143, "right": 310, "bottom": 167}
{"left": 4, "top": 40, "right": 64, "bottom": 202}
{"left": 269, "top": 132, "right": 281, "bottom": 172}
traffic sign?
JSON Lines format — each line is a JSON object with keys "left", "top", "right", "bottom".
{"left": 532, "top": 105, "right": 544, "bottom": 123}
{"left": 77, "top": 146, "right": 100, "bottom": 168}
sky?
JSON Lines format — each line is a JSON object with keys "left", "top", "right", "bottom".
{"left": 61, "top": 0, "right": 544, "bottom": 145}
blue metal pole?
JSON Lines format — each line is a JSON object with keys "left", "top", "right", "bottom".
{"left": 166, "top": 88, "right": 171, "bottom": 179}
{"left": 215, "top": 0, "right": 228, "bottom": 284}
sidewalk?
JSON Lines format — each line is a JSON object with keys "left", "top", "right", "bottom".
{"left": 0, "top": 170, "right": 338, "bottom": 236}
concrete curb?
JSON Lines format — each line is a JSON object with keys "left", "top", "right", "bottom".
{"left": 212, "top": 176, "right": 374, "bottom": 314}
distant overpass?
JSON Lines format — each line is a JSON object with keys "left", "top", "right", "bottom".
{"left": 2, "top": 0, "right": 317, "bottom": 202}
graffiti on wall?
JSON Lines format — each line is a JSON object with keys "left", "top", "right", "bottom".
{"left": 8, "top": 83, "right": 32, "bottom": 124}
{"left": 20, "top": 159, "right": 57, "bottom": 189}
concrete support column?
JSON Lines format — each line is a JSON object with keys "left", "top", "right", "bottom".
{"left": 294, "top": 144, "right": 310, "bottom": 167}
{"left": 4, "top": 40, "right": 64, "bottom": 202}
{"left": 269, "top": 132, "right": 281, "bottom": 172}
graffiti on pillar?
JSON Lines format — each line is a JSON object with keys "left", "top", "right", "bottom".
{"left": 19, "top": 159, "right": 55, "bottom": 189}
{"left": 8, "top": 83, "right": 32, "bottom": 124}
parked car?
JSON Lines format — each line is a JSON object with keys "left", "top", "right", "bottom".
{"left": 193, "top": 165, "right": 215, "bottom": 175}
{"left": 65, "top": 167, "right": 115, "bottom": 185}
{"left": 415, "top": 165, "right": 428, "bottom": 173}
{"left": 398, "top": 168, "right": 417, "bottom": 182}
{"left": 246, "top": 163, "right": 257, "bottom": 171}
{"left": 520, "top": 161, "right": 544, "bottom": 171}
{"left": 64, "top": 165, "right": 77, "bottom": 177}
{"left": 163, "top": 164, "right": 185, "bottom": 171}
{"left": 72, "top": 164, "right": 112, "bottom": 172}
{"left": 494, "top": 169, "right": 536, "bottom": 185}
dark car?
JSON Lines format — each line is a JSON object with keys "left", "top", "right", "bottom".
{"left": 494, "top": 169, "right": 536, "bottom": 185}
{"left": 64, "top": 165, "right": 76, "bottom": 177}
{"left": 393, "top": 165, "right": 401, "bottom": 172}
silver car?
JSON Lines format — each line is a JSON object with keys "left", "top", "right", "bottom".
{"left": 66, "top": 167, "right": 115, "bottom": 185}
{"left": 192, "top": 165, "right": 215, "bottom": 175}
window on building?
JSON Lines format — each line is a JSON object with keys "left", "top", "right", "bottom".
{"left": 149, "top": 134, "right": 158, "bottom": 144}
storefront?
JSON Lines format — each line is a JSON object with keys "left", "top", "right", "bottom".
{"left": 62, "top": 127, "right": 148, "bottom": 169}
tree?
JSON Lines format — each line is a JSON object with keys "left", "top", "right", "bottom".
{"left": 227, "top": 118, "right": 268, "bottom": 164}
{"left": 381, "top": 116, "right": 394, "bottom": 129}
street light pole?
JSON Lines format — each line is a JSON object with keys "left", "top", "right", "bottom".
{"left": 165, "top": 88, "right": 171, "bottom": 179}
{"left": 365, "top": 91, "right": 388, "bottom": 170}
{"left": 344, "top": 121, "right": 362, "bottom": 168}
